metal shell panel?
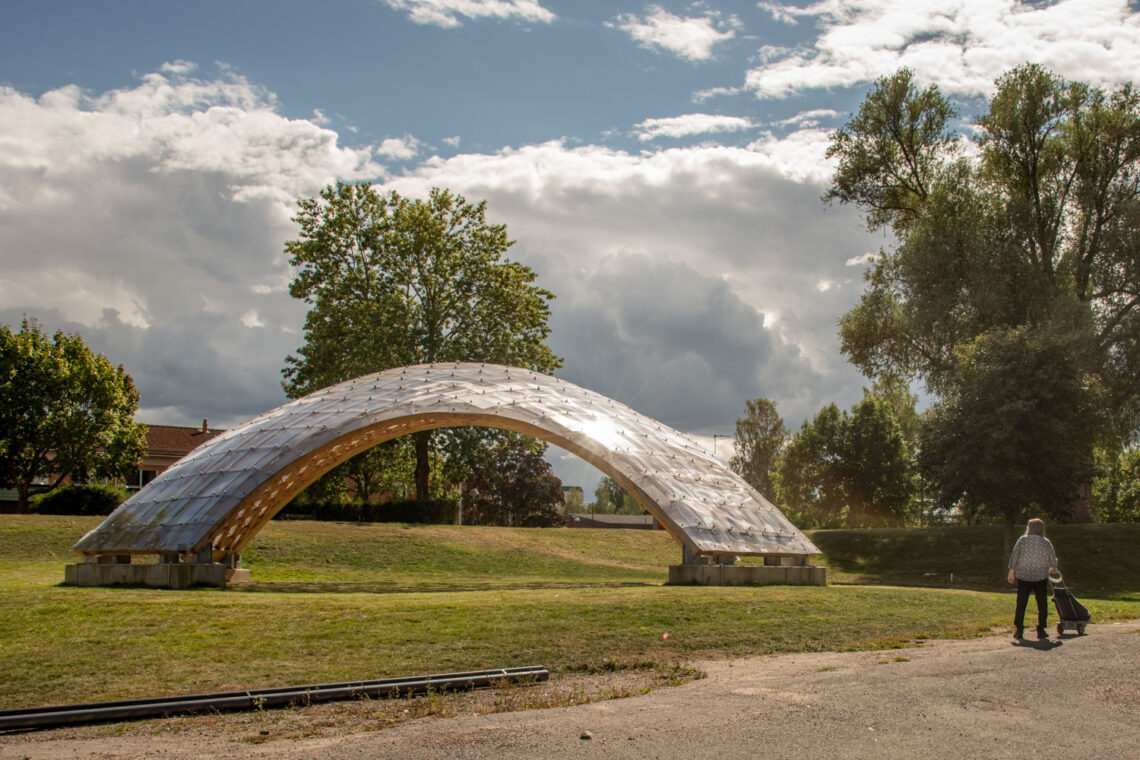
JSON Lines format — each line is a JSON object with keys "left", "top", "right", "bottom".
{"left": 75, "top": 364, "right": 819, "bottom": 558}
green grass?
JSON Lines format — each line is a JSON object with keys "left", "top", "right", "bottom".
{"left": 1, "top": 516, "right": 1137, "bottom": 710}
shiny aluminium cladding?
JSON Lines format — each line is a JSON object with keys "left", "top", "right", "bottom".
{"left": 75, "top": 364, "right": 819, "bottom": 559}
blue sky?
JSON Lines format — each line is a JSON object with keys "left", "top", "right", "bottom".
{"left": 4, "top": 1, "right": 1140, "bottom": 491}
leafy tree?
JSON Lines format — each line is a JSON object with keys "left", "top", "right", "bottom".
{"left": 918, "top": 326, "right": 1103, "bottom": 553}
{"left": 776, "top": 404, "right": 848, "bottom": 528}
{"left": 592, "top": 475, "right": 641, "bottom": 515}
{"left": 828, "top": 64, "right": 1140, "bottom": 523}
{"left": 462, "top": 437, "right": 564, "bottom": 527}
{"left": 0, "top": 319, "right": 146, "bottom": 512}
{"left": 1093, "top": 445, "right": 1140, "bottom": 523}
{"left": 844, "top": 395, "right": 917, "bottom": 526}
{"left": 729, "top": 398, "right": 787, "bottom": 499}
{"left": 775, "top": 398, "right": 915, "bottom": 528}
{"left": 282, "top": 183, "right": 561, "bottom": 502}
{"left": 866, "top": 375, "right": 921, "bottom": 449}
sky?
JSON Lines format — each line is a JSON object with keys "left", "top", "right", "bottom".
{"left": 3, "top": 1, "right": 1140, "bottom": 492}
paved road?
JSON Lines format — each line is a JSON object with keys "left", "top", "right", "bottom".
{"left": 5, "top": 621, "right": 1138, "bottom": 759}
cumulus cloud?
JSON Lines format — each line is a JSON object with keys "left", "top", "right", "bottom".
{"left": 0, "top": 63, "right": 871, "bottom": 462}
{"left": 0, "top": 66, "right": 382, "bottom": 425}
{"left": 633, "top": 113, "right": 755, "bottom": 142}
{"left": 382, "top": 139, "right": 870, "bottom": 430}
{"left": 376, "top": 135, "right": 424, "bottom": 160}
{"left": 749, "top": 0, "right": 1140, "bottom": 99}
{"left": 609, "top": 4, "right": 740, "bottom": 62}
{"left": 772, "top": 108, "right": 841, "bottom": 128}
{"left": 745, "top": 128, "right": 835, "bottom": 185}
{"left": 692, "top": 85, "right": 742, "bottom": 103}
{"left": 380, "top": 0, "right": 555, "bottom": 29}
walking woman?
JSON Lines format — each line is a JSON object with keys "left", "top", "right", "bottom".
{"left": 1007, "top": 518, "right": 1059, "bottom": 640}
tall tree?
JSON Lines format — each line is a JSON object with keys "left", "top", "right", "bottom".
{"left": 283, "top": 183, "right": 561, "bottom": 502}
{"left": 775, "top": 404, "right": 848, "bottom": 528}
{"left": 592, "top": 475, "right": 641, "bottom": 515}
{"left": 1093, "top": 444, "right": 1140, "bottom": 523}
{"left": 918, "top": 326, "right": 1103, "bottom": 552}
{"left": 462, "top": 438, "right": 564, "bottom": 527}
{"left": 775, "top": 398, "right": 915, "bottom": 528}
{"left": 0, "top": 319, "right": 146, "bottom": 512}
{"left": 828, "top": 64, "right": 1140, "bottom": 523}
{"left": 729, "top": 398, "right": 787, "bottom": 499}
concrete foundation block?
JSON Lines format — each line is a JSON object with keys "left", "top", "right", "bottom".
{"left": 65, "top": 562, "right": 251, "bottom": 588}
{"left": 668, "top": 564, "right": 826, "bottom": 586}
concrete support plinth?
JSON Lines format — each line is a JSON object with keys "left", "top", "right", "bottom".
{"left": 64, "top": 562, "right": 251, "bottom": 589}
{"left": 668, "top": 564, "right": 826, "bottom": 586}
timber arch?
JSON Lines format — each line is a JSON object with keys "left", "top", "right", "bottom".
{"left": 70, "top": 364, "right": 820, "bottom": 586}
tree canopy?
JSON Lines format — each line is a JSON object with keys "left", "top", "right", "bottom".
{"left": 0, "top": 319, "right": 146, "bottom": 512}
{"left": 729, "top": 398, "right": 787, "bottom": 500}
{"left": 775, "top": 395, "right": 914, "bottom": 528}
{"left": 918, "top": 327, "right": 1103, "bottom": 529}
{"left": 831, "top": 66, "right": 1140, "bottom": 399}
{"left": 592, "top": 475, "right": 642, "bottom": 515}
{"left": 462, "top": 438, "right": 565, "bottom": 527}
{"left": 282, "top": 183, "right": 561, "bottom": 503}
{"left": 828, "top": 64, "right": 1140, "bottom": 528}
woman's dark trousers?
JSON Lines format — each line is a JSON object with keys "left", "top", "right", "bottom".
{"left": 1015, "top": 578, "right": 1049, "bottom": 630}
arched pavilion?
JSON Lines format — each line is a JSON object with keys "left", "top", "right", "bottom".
{"left": 67, "top": 364, "right": 823, "bottom": 587}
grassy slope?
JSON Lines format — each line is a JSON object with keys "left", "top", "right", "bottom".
{"left": 1, "top": 516, "right": 1137, "bottom": 708}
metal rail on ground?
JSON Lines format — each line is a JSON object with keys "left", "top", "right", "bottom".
{"left": 0, "top": 665, "right": 549, "bottom": 732}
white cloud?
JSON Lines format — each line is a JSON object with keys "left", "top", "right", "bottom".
{"left": 0, "top": 65, "right": 383, "bottom": 425}
{"left": 692, "top": 85, "right": 742, "bottom": 102}
{"left": 772, "top": 108, "right": 841, "bottom": 128}
{"left": 756, "top": 2, "right": 805, "bottom": 25}
{"left": 241, "top": 310, "right": 265, "bottom": 328}
{"left": 380, "top": 0, "right": 555, "bottom": 29}
{"left": 159, "top": 60, "right": 198, "bottom": 76}
{"left": 748, "top": 0, "right": 1140, "bottom": 99}
{"left": 377, "top": 135, "right": 424, "bottom": 160}
{"left": 443, "top": 135, "right": 462, "bottom": 147}
{"left": 381, "top": 138, "right": 871, "bottom": 428}
{"left": 745, "top": 128, "right": 835, "bottom": 185}
{"left": 633, "top": 113, "right": 754, "bottom": 141}
{"left": 609, "top": 4, "right": 740, "bottom": 62}
{"left": 0, "top": 64, "right": 871, "bottom": 446}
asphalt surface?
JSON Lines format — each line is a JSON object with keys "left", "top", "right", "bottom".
{"left": 4, "top": 621, "right": 1138, "bottom": 759}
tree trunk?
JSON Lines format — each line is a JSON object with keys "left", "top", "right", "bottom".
{"left": 1002, "top": 518, "right": 1016, "bottom": 578}
{"left": 1064, "top": 480, "right": 1095, "bottom": 523}
{"left": 414, "top": 431, "right": 431, "bottom": 503}
{"left": 15, "top": 481, "right": 31, "bottom": 514}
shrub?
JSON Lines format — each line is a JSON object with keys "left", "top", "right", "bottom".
{"left": 32, "top": 484, "right": 128, "bottom": 515}
{"left": 276, "top": 493, "right": 455, "bottom": 524}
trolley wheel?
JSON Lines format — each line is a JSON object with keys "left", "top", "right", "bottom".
{"left": 1057, "top": 622, "right": 1064, "bottom": 635}
{"left": 1077, "top": 623, "right": 1087, "bottom": 635}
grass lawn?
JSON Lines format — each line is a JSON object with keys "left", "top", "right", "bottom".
{"left": 2, "top": 516, "right": 1138, "bottom": 710}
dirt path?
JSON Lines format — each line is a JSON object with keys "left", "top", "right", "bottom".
{"left": 4, "top": 621, "right": 1138, "bottom": 759}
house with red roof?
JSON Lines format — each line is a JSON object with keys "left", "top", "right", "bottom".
{"left": 126, "top": 420, "right": 224, "bottom": 490}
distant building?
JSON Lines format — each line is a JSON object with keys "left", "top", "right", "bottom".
{"left": 1, "top": 419, "right": 224, "bottom": 507}
{"left": 127, "top": 420, "right": 224, "bottom": 490}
